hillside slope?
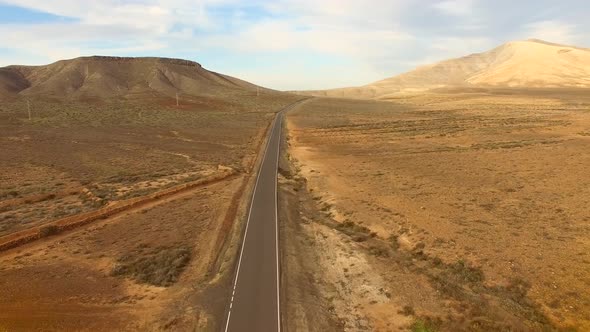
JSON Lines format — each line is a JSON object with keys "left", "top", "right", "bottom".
{"left": 302, "top": 39, "right": 590, "bottom": 99}
{"left": 0, "top": 56, "right": 266, "bottom": 100}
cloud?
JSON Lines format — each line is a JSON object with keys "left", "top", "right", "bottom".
{"left": 431, "top": 36, "right": 493, "bottom": 56}
{"left": 0, "top": 0, "right": 588, "bottom": 89}
{"left": 0, "top": 0, "right": 213, "bottom": 31}
{"left": 522, "top": 20, "right": 580, "bottom": 45}
{"left": 0, "top": 0, "right": 219, "bottom": 63}
{"left": 205, "top": 19, "right": 412, "bottom": 57}
{"left": 432, "top": 0, "right": 476, "bottom": 16}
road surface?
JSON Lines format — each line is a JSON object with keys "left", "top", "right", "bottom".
{"left": 224, "top": 99, "right": 307, "bottom": 332}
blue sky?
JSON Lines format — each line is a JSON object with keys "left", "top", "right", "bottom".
{"left": 0, "top": 0, "right": 589, "bottom": 90}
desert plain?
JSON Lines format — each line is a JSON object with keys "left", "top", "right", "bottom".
{"left": 281, "top": 89, "right": 590, "bottom": 331}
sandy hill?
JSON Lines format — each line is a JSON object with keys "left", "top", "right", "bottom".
{"left": 302, "top": 39, "right": 590, "bottom": 99}
{"left": 0, "top": 56, "right": 266, "bottom": 100}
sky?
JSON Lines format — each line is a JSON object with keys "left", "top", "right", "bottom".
{"left": 0, "top": 0, "right": 589, "bottom": 90}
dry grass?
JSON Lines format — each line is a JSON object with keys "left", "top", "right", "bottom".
{"left": 287, "top": 90, "right": 590, "bottom": 331}
{"left": 0, "top": 93, "right": 300, "bottom": 236}
{"left": 111, "top": 246, "right": 191, "bottom": 286}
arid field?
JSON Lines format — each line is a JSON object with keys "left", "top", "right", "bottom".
{"left": 0, "top": 93, "right": 298, "bottom": 235}
{"left": 0, "top": 90, "right": 300, "bottom": 330}
{"left": 282, "top": 90, "right": 590, "bottom": 331}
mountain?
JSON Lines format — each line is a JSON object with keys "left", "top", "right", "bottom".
{"left": 0, "top": 56, "right": 266, "bottom": 100}
{"left": 302, "top": 39, "right": 590, "bottom": 99}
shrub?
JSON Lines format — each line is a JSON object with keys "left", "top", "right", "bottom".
{"left": 111, "top": 247, "right": 192, "bottom": 286}
{"left": 411, "top": 319, "right": 438, "bottom": 332}
{"left": 451, "top": 260, "right": 484, "bottom": 283}
{"left": 432, "top": 257, "right": 443, "bottom": 266}
{"left": 337, "top": 220, "right": 371, "bottom": 236}
{"left": 400, "top": 305, "right": 415, "bottom": 316}
{"left": 352, "top": 234, "right": 368, "bottom": 242}
{"left": 39, "top": 225, "right": 60, "bottom": 237}
{"left": 504, "top": 277, "right": 531, "bottom": 304}
{"left": 389, "top": 234, "right": 400, "bottom": 250}
{"left": 368, "top": 245, "right": 389, "bottom": 257}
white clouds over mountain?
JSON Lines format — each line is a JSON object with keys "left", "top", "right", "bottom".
{"left": 0, "top": 0, "right": 588, "bottom": 89}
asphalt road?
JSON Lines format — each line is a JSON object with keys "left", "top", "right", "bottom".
{"left": 224, "top": 100, "right": 308, "bottom": 332}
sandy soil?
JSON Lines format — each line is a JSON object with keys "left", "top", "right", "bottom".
{"left": 0, "top": 176, "right": 240, "bottom": 330}
{"left": 285, "top": 91, "right": 590, "bottom": 331}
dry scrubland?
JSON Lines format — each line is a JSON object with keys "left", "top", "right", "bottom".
{"left": 284, "top": 90, "right": 590, "bottom": 331}
{"left": 0, "top": 91, "right": 300, "bottom": 330}
{"left": 0, "top": 93, "right": 297, "bottom": 236}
